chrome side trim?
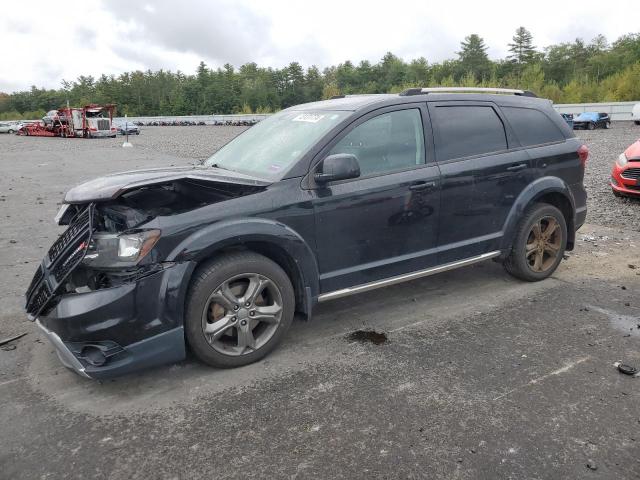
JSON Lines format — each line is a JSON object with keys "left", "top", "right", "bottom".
{"left": 317, "top": 251, "right": 501, "bottom": 302}
{"left": 36, "top": 320, "right": 90, "bottom": 378}
{"left": 320, "top": 231, "right": 502, "bottom": 281}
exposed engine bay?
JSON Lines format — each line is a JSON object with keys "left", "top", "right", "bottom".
{"left": 26, "top": 178, "right": 266, "bottom": 317}
{"left": 58, "top": 178, "right": 266, "bottom": 230}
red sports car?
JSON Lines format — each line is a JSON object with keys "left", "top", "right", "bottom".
{"left": 611, "top": 139, "right": 640, "bottom": 197}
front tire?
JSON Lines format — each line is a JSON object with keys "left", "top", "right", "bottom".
{"left": 185, "top": 252, "right": 295, "bottom": 368}
{"left": 504, "top": 204, "right": 567, "bottom": 282}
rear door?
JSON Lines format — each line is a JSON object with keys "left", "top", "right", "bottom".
{"left": 310, "top": 104, "right": 441, "bottom": 293}
{"left": 428, "top": 101, "right": 532, "bottom": 263}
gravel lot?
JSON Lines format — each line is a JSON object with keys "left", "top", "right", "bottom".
{"left": 575, "top": 123, "right": 640, "bottom": 228}
{"left": 0, "top": 124, "right": 639, "bottom": 479}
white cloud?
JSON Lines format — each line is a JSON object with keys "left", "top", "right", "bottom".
{"left": 0, "top": 0, "right": 637, "bottom": 92}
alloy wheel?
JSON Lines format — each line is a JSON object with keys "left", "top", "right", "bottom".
{"left": 525, "top": 215, "right": 562, "bottom": 273}
{"left": 201, "top": 273, "right": 283, "bottom": 356}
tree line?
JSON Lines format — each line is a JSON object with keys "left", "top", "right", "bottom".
{"left": 1, "top": 28, "right": 639, "bottom": 120}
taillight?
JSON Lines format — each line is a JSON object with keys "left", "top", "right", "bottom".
{"left": 577, "top": 145, "right": 589, "bottom": 167}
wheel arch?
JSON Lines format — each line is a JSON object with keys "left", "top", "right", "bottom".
{"left": 168, "top": 218, "right": 319, "bottom": 320}
{"left": 500, "top": 177, "right": 577, "bottom": 256}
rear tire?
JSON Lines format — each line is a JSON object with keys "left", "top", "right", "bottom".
{"left": 587, "top": 122, "right": 595, "bottom": 130}
{"left": 185, "top": 251, "right": 295, "bottom": 368}
{"left": 504, "top": 204, "right": 567, "bottom": 282}
{"left": 634, "top": 121, "right": 640, "bottom": 126}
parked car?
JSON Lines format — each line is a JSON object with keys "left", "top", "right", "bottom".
{"left": 25, "top": 87, "right": 588, "bottom": 379}
{"left": 632, "top": 103, "right": 640, "bottom": 126}
{"left": 572, "top": 112, "right": 611, "bottom": 130}
{"left": 115, "top": 121, "right": 140, "bottom": 135}
{"left": 42, "top": 110, "right": 68, "bottom": 126}
{"left": 0, "top": 121, "right": 21, "bottom": 133}
{"left": 611, "top": 139, "right": 640, "bottom": 197}
{"left": 560, "top": 113, "right": 574, "bottom": 129}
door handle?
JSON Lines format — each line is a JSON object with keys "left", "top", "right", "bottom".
{"left": 409, "top": 181, "right": 437, "bottom": 191}
{"left": 506, "top": 163, "right": 527, "bottom": 172}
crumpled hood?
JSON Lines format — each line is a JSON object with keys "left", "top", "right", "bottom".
{"left": 64, "top": 166, "right": 270, "bottom": 203}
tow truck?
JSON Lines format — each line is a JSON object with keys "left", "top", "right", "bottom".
{"left": 18, "top": 104, "right": 117, "bottom": 138}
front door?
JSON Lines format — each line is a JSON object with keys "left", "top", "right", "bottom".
{"left": 311, "top": 105, "right": 441, "bottom": 293}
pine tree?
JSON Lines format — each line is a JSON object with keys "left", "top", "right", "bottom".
{"left": 508, "top": 27, "right": 537, "bottom": 65}
{"left": 457, "top": 34, "right": 491, "bottom": 80}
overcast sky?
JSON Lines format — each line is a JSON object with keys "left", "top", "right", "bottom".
{"left": 1, "top": 0, "right": 638, "bottom": 93}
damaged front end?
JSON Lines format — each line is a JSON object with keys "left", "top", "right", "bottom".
{"left": 26, "top": 170, "right": 268, "bottom": 379}
{"left": 25, "top": 202, "right": 187, "bottom": 379}
{"left": 26, "top": 203, "right": 162, "bottom": 321}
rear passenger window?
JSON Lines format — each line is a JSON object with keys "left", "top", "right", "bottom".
{"left": 502, "top": 107, "right": 565, "bottom": 146}
{"left": 432, "top": 106, "right": 507, "bottom": 161}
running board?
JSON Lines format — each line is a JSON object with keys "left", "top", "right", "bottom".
{"left": 317, "top": 251, "right": 501, "bottom": 302}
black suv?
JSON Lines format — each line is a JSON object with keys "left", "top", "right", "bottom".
{"left": 25, "top": 87, "right": 588, "bottom": 379}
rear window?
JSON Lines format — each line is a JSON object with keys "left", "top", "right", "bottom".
{"left": 502, "top": 107, "right": 565, "bottom": 147}
{"left": 432, "top": 105, "right": 507, "bottom": 161}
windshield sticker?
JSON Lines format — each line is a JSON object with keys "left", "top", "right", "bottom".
{"left": 269, "top": 164, "right": 282, "bottom": 171}
{"left": 293, "top": 113, "right": 325, "bottom": 123}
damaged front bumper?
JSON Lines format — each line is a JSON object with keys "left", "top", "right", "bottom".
{"left": 36, "top": 265, "right": 188, "bottom": 379}
{"left": 36, "top": 320, "right": 90, "bottom": 378}
{"left": 25, "top": 203, "right": 193, "bottom": 379}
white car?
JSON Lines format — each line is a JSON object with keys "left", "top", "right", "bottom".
{"left": 632, "top": 103, "right": 640, "bottom": 126}
{"left": 0, "top": 122, "right": 21, "bottom": 133}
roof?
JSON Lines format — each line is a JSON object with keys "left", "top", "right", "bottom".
{"left": 289, "top": 94, "right": 396, "bottom": 112}
{"left": 287, "top": 91, "right": 551, "bottom": 113}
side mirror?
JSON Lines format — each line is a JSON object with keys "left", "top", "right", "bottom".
{"left": 314, "top": 153, "right": 360, "bottom": 184}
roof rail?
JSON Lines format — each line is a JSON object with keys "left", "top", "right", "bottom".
{"left": 330, "top": 94, "right": 383, "bottom": 99}
{"left": 399, "top": 87, "right": 538, "bottom": 98}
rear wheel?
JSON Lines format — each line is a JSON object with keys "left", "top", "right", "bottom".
{"left": 587, "top": 122, "right": 595, "bottom": 130}
{"left": 635, "top": 121, "right": 640, "bottom": 126}
{"left": 185, "top": 252, "right": 295, "bottom": 368}
{"left": 504, "top": 204, "right": 567, "bottom": 282}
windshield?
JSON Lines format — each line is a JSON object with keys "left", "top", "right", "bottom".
{"left": 205, "top": 110, "right": 350, "bottom": 180}
{"left": 575, "top": 112, "right": 597, "bottom": 121}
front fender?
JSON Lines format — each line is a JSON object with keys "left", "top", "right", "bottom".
{"left": 500, "top": 176, "right": 576, "bottom": 256}
{"left": 167, "top": 217, "right": 320, "bottom": 305}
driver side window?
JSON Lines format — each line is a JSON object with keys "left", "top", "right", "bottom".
{"left": 329, "top": 109, "right": 425, "bottom": 177}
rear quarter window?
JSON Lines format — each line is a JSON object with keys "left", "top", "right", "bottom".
{"left": 502, "top": 106, "right": 565, "bottom": 147}
{"left": 432, "top": 105, "right": 507, "bottom": 161}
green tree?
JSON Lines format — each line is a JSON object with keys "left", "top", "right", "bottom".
{"left": 2, "top": 31, "right": 640, "bottom": 116}
{"left": 508, "top": 27, "right": 537, "bottom": 65}
{"left": 457, "top": 34, "right": 491, "bottom": 81}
